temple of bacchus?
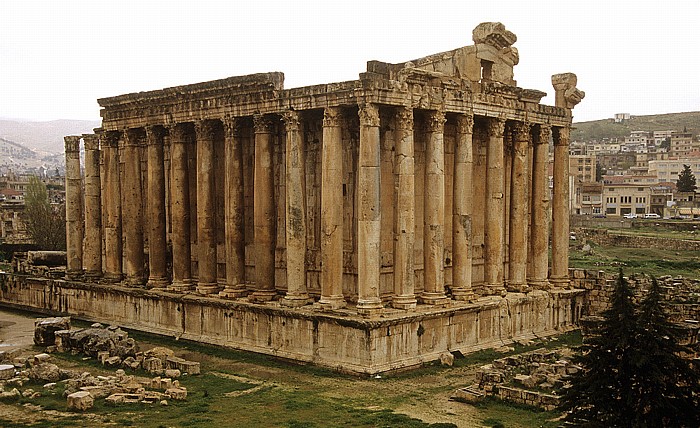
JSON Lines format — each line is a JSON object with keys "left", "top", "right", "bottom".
{"left": 2, "top": 23, "right": 586, "bottom": 373}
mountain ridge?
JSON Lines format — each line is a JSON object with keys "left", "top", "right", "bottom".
{"left": 572, "top": 111, "right": 700, "bottom": 141}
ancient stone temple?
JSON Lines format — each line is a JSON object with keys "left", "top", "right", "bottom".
{"left": 4, "top": 23, "right": 585, "bottom": 373}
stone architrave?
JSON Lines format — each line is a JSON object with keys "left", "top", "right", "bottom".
{"left": 102, "top": 131, "right": 123, "bottom": 282}
{"left": 421, "top": 110, "right": 449, "bottom": 305}
{"left": 484, "top": 117, "right": 507, "bottom": 296}
{"left": 528, "top": 125, "right": 551, "bottom": 289}
{"left": 146, "top": 126, "right": 168, "bottom": 288}
{"left": 82, "top": 133, "right": 102, "bottom": 279}
{"left": 194, "top": 120, "right": 220, "bottom": 295}
{"left": 220, "top": 117, "right": 247, "bottom": 298}
{"left": 282, "top": 111, "right": 310, "bottom": 307}
{"left": 550, "top": 126, "right": 570, "bottom": 288}
{"left": 123, "top": 129, "right": 145, "bottom": 286}
{"left": 507, "top": 121, "right": 531, "bottom": 292}
{"left": 452, "top": 113, "right": 476, "bottom": 301}
{"left": 168, "top": 124, "right": 193, "bottom": 291}
{"left": 319, "top": 107, "right": 346, "bottom": 309}
{"left": 64, "top": 136, "right": 83, "bottom": 279}
{"left": 251, "top": 115, "right": 277, "bottom": 302}
{"left": 392, "top": 106, "right": 417, "bottom": 310}
{"left": 356, "top": 103, "right": 383, "bottom": 316}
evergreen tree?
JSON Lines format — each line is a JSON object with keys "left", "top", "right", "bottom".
{"left": 633, "top": 277, "right": 700, "bottom": 427}
{"left": 676, "top": 164, "right": 697, "bottom": 192}
{"left": 560, "top": 270, "right": 640, "bottom": 427}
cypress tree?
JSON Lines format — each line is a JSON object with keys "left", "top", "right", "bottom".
{"left": 676, "top": 164, "right": 697, "bottom": 193}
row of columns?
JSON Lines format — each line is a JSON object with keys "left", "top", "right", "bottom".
{"left": 64, "top": 105, "right": 571, "bottom": 316}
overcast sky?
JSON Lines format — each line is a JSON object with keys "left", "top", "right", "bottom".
{"left": 1, "top": 0, "right": 698, "bottom": 123}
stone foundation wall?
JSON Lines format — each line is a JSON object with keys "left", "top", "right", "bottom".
{"left": 573, "top": 228, "right": 700, "bottom": 252}
{"left": 0, "top": 273, "right": 583, "bottom": 374}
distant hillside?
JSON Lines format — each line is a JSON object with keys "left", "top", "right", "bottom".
{"left": 0, "top": 119, "right": 101, "bottom": 154}
{"left": 572, "top": 111, "right": 700, "bottom": 141}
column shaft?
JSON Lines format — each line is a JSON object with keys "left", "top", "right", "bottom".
{"left": 421, "top": 110, "right": 448, "bottom": 305}
{"left": 169, "top": 124, "right": 193, "bottom": 291}
{"left": 102, "top": 132, "right": 123, "bottom": 282}
{"left": 251, "top": 115, "right": 277, "bottom": 301}
{"left": 452, "top": 114, "right": 476, "bottom": 301}
{"left": 551, "top": 126, "right": 571, "bottom": 287}
{"left": 220, "top": 117, "right": 247, "bottom": 298}
{"left": 195, "top": 120, "right": 219, "bottom": 294}
{"left": 64, "top": 136, "right": 83, "bottom": 278}
{"left": 356, "top": 104, "right": 383, "bottom": 316}
{"left": 319, "top": 107, "right": 346, "bottom": 309}
{"left": 282, "top": 111, "right": 310, "bottom": 307}
{"left": 392, "top": 107, "right": 417, "bottom": 309}
{"left": 528, "top": 125, "right": 550, "bottom": 289}
{"left": 484, "top": 117, "right": 506, "bottom": 295}
{"left": 123, "top": 129, "right": 145, "bottom": 286}
{"left": 83, "top": 134, "right": 102, "bottom": 278}
{"left": 507, "top": 122, "right": 531, "bottom": 292}
{"left": 146, "top": 126, "right": 168, "bottom": 287}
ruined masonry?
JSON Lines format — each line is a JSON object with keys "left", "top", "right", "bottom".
{"left": 3, "top": 23, "right": 586, "bottom": 374}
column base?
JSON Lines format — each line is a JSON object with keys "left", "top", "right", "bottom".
{"left": 548, "top": 277, "right": 570, "bottom": 289}
{"left": 167, "top": 280, "right": 195, "bottom": 293}
{"left": 102, "top": 272, "right": 123, "bottom": 284}
{"left": 125, "top": 276, "right": 146, "bottom": 288}
{"left": 419, "top": 292, "right": 450, "bottom": 306}
{"left": 356, "top": 298, "right": 383, "bottom": 317}
{"left": 280, "top": 294, "right": 312, "bottom": 308}
{"left": 147, "top": 277, "right": 170, "bottom": 289}
{"left": 451, "top": 289, "right": 477, "bottom": 302}
{"left": 527, "top": 279, "right": 550, "bottom": 291}
{"left": 485, "top": 284, "right": 507, "bottom": 297}
{"left": 196, "top": 283, "right": 221, "bottom": 295}
{"left": 65, "top": 269, "right": 83, "bottom": 281}
{"left": 318, "top": 295, "right": 347, "bottom": 310}
{"left": 392, "top": 294, "right": 417, "bottom": 310}
{"left": 219, "top": 285, "right": 248, "bottom": 299}
{"left": 505, "top": 282, "right": 529, "bottom": 293}
{"left": 250, "top": 290, "right": 277, "bottom": 303}
{"left": 84, "top": 270, "right": 102, "bottom": 281}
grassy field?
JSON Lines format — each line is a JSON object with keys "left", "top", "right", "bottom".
{"left": 0, "top": 317, "right": 581, "bottom": 428}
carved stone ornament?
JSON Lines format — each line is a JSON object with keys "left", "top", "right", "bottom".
{"left": 101, "top": 131, "right": 120, "bottom": 148}
{"left": 253, "top": 115, "right": 275, "bottom": 134}
{"left": 426, "top": 110, "right": 446, "bottom": 133}
{"left": 282, "top": 110, "right": 301, "bottom": 132}
{"left": 124, "top": 128, "right": 145, "bottom": 147}
{"left": 195, "top": 120, "right": 217, "bottom": 141}
{"left": 456, "top": 114, "right": 474, "bottom": 135}
{"left": 323, "top": 107, "right": 343, "bottom": 128}
{"left": 395, "top": 107, "right": 414, "bottom": 130}
{"left": 64, "top": 136, "right": 81, "bottom": 153}
{"left": 551, "top": 73, "right": 585, "bottom": 109}
{"left": 167, "top": 123, "right": 187, "bottom": 143}
{"left": 512, "top": 121, "right": 531, "bottom": 142}
{"left": 223, "top": 116, "right": 241, "bottom": 137}
{"left": 538, "top": 124, "right": 552, "bottom": 145}
{"left": 358, "top": 103, "right": 380, "bottom": 127}
{"left": 145, "top": 126, "right": 165, "bottom": 145}
{"left": 487, "top": 117, "right": 506, "bottom": 138}
{"left": 472, "top": 22, "right": 517, "bottom": 49}
{"left": 82, "top": 134, "right": 100, "bottom": 151}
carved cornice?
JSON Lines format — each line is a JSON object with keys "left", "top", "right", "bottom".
{"left": 282, "top": 110, "right": 301, "bottom": 132}
{"left": 323, "top": 107, "right": 344, "bottom": 128}
{"left": 395, "top": 107, "right": 414, "bottom": 131}
{"left": 358, "top": 103, "right": 380, "bottom": 127}
{"left": 64, "top": 136, "right": 81, "bottom": 153}
{"left": 253, "top": 115, "right": 275, "bottom": 134}
{"left": 82, "top": 134, "right": 100, "bottom": 151}
{"left": 456, "top": 113, "right": 474, "bottom": 135}
{"left": 487, "top": 117, "right": 506, "bottom": 139}
{"left": 426, "top": 110, "right": 446, "bottom": 133}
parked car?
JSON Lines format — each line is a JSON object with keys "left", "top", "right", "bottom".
{"left": 623, "top": 213, "right": 638, "bottom": 219}
{"left": 644, "top": 213, "right": 661, "bottom": 219}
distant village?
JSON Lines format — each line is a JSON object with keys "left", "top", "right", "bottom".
{"left": 568, "top": 114, "right": 699, "bottom": 219}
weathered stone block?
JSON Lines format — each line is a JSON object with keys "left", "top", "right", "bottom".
{"left": 0, "top": 364, "right": 15, "bottom": 380}
{"left": 67, "top": 391, "right": 94, "bottom": 411}
{"left": 34, "top": 317, "right": 71, "bottom": 346}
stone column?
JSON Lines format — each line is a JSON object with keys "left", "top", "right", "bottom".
{"left": 356, "top": 103, "right": 383, "bottom": 316}
{"left": 145, "top": 126, "right": 168, "bottom": 287}
{"left": 484, "top": 117, "right": 506, "bottom": 296}
{"left": 168, "top": 124, "right": 193, "bottom": 291}
{"left": 528, "top": 125, "right": 550, "bottom": 289}
{"left": 64, "top": 136, "right": 83, "bottom": 279}
{"left": 452, "top": 113, "right": 476, "bottom": 301}
{"left": 421, "top": 110, "right": 449, "bottom": 305}
{"left": 392, "top": 107, "right": 417, "bottom": 310}
{"left": 550, "top": 126, "right": 570, "bottom": 288}
{"left": 282, "top": 111, "right": 310, "bottom": 307}
{"left": 251, "top": 115, "right": 277, "bottom": 302}
{"left": 102, "top": 131, "right": 123, "bottom": 282}
{"left": 319, "top": 107, "right": 346, "bottom": 309}
{"left": 507, "top": 122, "right": 531, "bottom": 292}
{"left": 195, "top": 120, "right": 219, "bottom": 295}
{"left": 123, "top": 129, "right": 145, "bottom": 286}
{"left": 219, "top": 117, "right": 247, "bottom": 298}
{"left": 82, "top": 133, "right": 102, "bottom": 279}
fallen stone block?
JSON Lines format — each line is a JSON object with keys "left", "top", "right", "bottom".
{"left": 143, "top": 357, "right": 163, "bottom": 374}
{"left": 164, "top": 369, "right": 181, "bottom": 379}
{"left": 439, "top": 352, "right": 454, "bottom": 367}
{"left": 0, "top": 364, "right": 15, "bottom": 380}
{"left": 29, "top": 363, "right": 61, "bottom": 382}
{"left": 34, "top": 317, "right": 71, "bottom": 346}
{"left": 104, "top": 356, "right": 122, "bottom": 368}
{"left": 0, "top": 388, "right": 20, "bottom": 402}
{"left": 452, "top": 386, "right": 484, "bottom": 403}
{"left": 165, "top": 387, "right": 187, "bottom": 400}
{"left": 33, "top": 353, "right": 51, "bottom": 365}
{"left": 67, "top": 391, "right": 94, "bottom": 411}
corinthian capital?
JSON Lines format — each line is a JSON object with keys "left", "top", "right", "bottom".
{"left": 223, "top": 116, "right": 241, "bottom": 138}
{"left": 358, "top": 103, "right": 380, "bottom": 127}
{"left": 64, "top": 136, "right": 81, "bottom": 153}
{"left": 253, "top": 114, "right": 275, "bottom": 134}
{"left": 82, "top": 134, "right": 100, "bottom": 151}
{"left": 537, "top": 124, "right": 551, "bottom": 145}
{"left": 395, "top": 107, "right": 414, "bottom": 130}
{"left": 426, "top": 110, "right": 446, "bottom": 133}
{"left": 456, "top": 113, "right": 474, "bottom": 135}
{"left": 512, "top": 121, "right": 531, "bottom": 142}
{"left": 282, "top": 110, "right": 302, "bottom": 132}
{"left": 195, "top": 120, "right": 217, "bottom": 141}
{"left": 323, "top": 107, "right": 344, "bottom": 128}
{"left": 487, "top": 117, "right": 506, "bottom": 139}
